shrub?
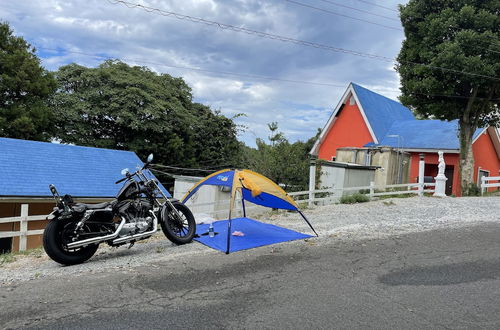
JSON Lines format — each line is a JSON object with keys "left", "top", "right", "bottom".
{"left": 463, "top": 183, "right": 481, "bottom": 196}
{"left": 340, "top": 193, "right": 370, "bottom": 204}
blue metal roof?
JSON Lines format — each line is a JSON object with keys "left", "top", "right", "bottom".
{"left": 351, "top": 83, "right": 415, "bottom": 142}
{"left": 0, "top": 137, "right": 171, "bottom": 198}
{"left": 365, "top": 120, "right": 484, "bottom": 150}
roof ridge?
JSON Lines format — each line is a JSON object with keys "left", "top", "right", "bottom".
{"left": 350, "top": 82, "right": 405, "bottom": 107}
{"left": 0, "top": 137, "right": 136, "bottom": 154}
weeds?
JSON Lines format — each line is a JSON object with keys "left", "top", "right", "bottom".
{"left": 340, "top": 193, "right": 370, "bottom": 204}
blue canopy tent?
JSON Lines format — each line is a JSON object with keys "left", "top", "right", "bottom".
{"left": 181, "top": 169, "right": 317, "bottom": 254}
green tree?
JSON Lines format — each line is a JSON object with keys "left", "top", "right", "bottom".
{"left": 51, "top": 60, "right": 241, "bottom": 171}
{"left": 248, "top": 123, "right": 317, "bottom": 191}
{"left": 396, "top": 0, "right": 499, "bottom": 195}
{"left": 0, "top": 22, "right": 57, "bottom": 140}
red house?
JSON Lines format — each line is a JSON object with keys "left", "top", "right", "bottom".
{"left": 310, "top": 83, "right": 500, "bottom": 196}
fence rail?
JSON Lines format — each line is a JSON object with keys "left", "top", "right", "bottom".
{"left": 481, "top": 176, "right": 500, "bottom": 194}
{"left": 289, "top": 181, "right": 435, "bottom": 207}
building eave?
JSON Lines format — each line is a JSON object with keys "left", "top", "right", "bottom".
{"left": 310, "top": 83, "right": 378, "bottom": 156}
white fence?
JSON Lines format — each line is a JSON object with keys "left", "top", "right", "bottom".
{"left": 289, "top": 181, "right": 436, "bottom": 207}
{"left": 0, "top": 182, "right": 436, "bottom": 252}
{"left": 0, "top": 204, "right": 46, "bottom": 252}
{"left": 481, "top": 176, "right": 500, "bottom": 194}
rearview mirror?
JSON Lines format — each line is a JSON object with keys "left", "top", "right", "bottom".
{"left": 147, "top": 153, "right": 154, "bottom": 163}
{"left": 121, "top": 168, "right": 130, "bottom": 176}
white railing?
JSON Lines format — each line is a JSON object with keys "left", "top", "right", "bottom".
{"left": 481, "top": 176, "right": 500, "bottom": 194}
{"left": 289, "top": 181, "right": 436, "bottom": 207}
{"left": 0, "top": 204, "right": 46, "bottom": 251}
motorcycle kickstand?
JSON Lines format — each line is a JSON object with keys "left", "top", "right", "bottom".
{"left": 127, "top": 242, "right": 135, "bottom": 249}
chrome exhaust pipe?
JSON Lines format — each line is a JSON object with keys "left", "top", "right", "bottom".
{"left": 67, "top": 218, "right": 126, "bottom": 249}
{"left": 112, "top": 214, "right": 158, "bottom": 245}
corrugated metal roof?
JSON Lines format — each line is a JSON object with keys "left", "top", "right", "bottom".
{"left": 0, "top": 137, "right": 170, "bottom": 198}
{"left": 351, "top": 83, "right": 415, "bottom": 142}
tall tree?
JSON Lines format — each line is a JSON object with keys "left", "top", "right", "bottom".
{"left": 396, "top": 0, "right": 499, "bottom": 195}
{"left": 0, "top": 22, "right": 57, "bottom": 140}
{"left": 51, "top": 60, "right": 241, "bottom": 170}
{"left": 248, "top": 123, "right": 317, "bottom": 191}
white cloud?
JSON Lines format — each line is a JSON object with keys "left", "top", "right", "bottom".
{"left": 2, "top": 0, "right": 408, "bottom": 146}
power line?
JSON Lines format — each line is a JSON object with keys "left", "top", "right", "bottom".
{"left": 105, "top": 0, "right": 500, "bottom": 81}
{"left": 316, "top": 0, "right": 399, "bottom": 21}
{"left": 285, "top": 0, "right": 402, "bottom": 31}
{"left": 350, "top": 0, "right": 399, "bottom": 13}
{"left": 37, "top": 47, "right": 346, "bottom": 88}
{"left": 151, "top": 163, "right": 226, "bottom": 172}
{"left": 37, "top": 48, "right": 498, "bottom": 101}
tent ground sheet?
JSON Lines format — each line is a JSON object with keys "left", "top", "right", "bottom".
{"left": 194, "top": 217, "right": 313, "bottom": 253}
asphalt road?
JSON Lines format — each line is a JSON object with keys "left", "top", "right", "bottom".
{"left": 2, "top": 222, "right": 500, "bottom": 329}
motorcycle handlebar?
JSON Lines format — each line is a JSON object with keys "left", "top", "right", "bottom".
{"left": 115, "top": 177, "right": 128, "bottom": 184}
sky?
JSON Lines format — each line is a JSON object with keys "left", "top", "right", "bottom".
{"left": 1, "top": 0, "right": 409, "bottom": 147}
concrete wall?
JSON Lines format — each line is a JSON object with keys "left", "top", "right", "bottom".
{"left": 336, "top": 147, "right": 410, "bottom": 186}
{"left": 173, "top": 176, "right": 269, "bottom": 221}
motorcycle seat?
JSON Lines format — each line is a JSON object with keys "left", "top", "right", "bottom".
{"left": 74, "top": 202, "right": 113, "bottom": 211}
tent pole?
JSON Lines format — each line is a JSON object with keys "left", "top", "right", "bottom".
{"left": 241, "top": 196, "right": 246, "bottom": 218}
{"left": 298, "top": 210, "right": 318, "bottom": 237}
{"left": 226, "top": 186, "right": 237, "bottom": 254}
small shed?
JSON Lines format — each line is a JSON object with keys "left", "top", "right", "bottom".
{"left": 0, "top": 137, "right": 164, "bottom": 253}
{"left": 314, "top": 160, "right": 378, "bottom": 202}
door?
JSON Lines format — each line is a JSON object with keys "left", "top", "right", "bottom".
{"left": 445, "top": 166, "right": 454, "bottom": 196}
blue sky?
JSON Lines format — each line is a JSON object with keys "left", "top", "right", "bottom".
{"left": 1, "top": 0, "right": 408, "bottom": 147}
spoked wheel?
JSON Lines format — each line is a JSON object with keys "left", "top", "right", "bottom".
{"left": 43, "top": 220, "right": 99, "bottom": 266}
{"left": 160, "top": 202, "right": 196, "bottom": 245}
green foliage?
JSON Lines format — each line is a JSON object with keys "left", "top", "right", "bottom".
{"left": 245, "top": 123, "right": 318, "bottom": 191}
{"left": 340, "top": 193, "right": 370, "bottom": 204}
{"left": 397, "top": 0, "right": 499, "bottom": 124}
{"left": 396, "top": 1, "right": 500, "bottom": 190}
{"left": 50, "top": 60, "right": 241, "bottom": 171}
{"left": 0, "top": 22, "right": 57, "bottom": 141}
{"left": 462, "top": 183, "right": 481, "bottom": 196}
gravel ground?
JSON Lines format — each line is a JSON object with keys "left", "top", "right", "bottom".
{"left": 1, "top": 196, "right": 499, "bottom": 284}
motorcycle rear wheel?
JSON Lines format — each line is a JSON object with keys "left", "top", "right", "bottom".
{"left": 160, "top": 202, "right": 196, "bottom": 245}
{"left": 43, "top": 220, "right": 99, "bottom": 266}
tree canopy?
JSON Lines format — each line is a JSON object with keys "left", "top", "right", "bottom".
{"left": 244, "top": 122, "right": 317, "bottom": 191}
{"left": 51, "top": 60, "right": 241, "bottom": 170}
{"left": 0, "top": 22, "right": 57, "bottom": 141}
{"left": 396, "top": 0, "right": 499, "bottom": 194}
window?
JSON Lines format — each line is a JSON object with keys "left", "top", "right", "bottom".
{"left": 477, "top": 169, "right": 490, "bottom": 188}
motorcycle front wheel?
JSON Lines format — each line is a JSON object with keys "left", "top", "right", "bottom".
{"left": 43, "top": 220, "right": 99, "bottom": 266}
{"left": 160, "top": 202, "right": 196, "bottom": 245}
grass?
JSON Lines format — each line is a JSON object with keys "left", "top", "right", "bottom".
{"left": 0, "top": 247, "right": 44, "bottom": 266}
{"left": 340, "top": 193, "right": 370, "bottom": 204}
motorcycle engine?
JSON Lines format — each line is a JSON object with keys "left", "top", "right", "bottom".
{"left": 118, "top": 199, "right": 153, "bottom": 236}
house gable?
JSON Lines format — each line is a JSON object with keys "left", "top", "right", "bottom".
{"left": 311, "top": 83, "right": 415, "bottom": 157}
{"left": 317, "top": 97, "right": 374, "bottom": 160}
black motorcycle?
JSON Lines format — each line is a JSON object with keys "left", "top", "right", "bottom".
{"left": 43, "top": 154, "right": 196, "bottom": 265}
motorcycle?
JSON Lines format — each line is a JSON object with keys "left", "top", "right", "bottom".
{"left": 43, "top": 154, "right": 196, "bottom": 265}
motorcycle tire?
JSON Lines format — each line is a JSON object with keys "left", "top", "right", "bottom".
{"left": 160, "top": 202, "right": 196, "bottom": 245}
{"left": 43, "top": 220, "right": 99, "bottom": 266}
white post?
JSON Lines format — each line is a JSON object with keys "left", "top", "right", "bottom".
{"left": 418, "top": 153, "right": 425, "bottom": 196}
{"left": 308, "top": 159, "right": 316, "bottom": 208}
{"left": 369, "top": 181, "right": 374, "bottom": 198}
{"left": 481, "top": 176, "right": 486, "bottom": 195}
{"left": 19, "top": 204, "right": 29, "bottom": 251}
{"left": 433, "top": 151, "right": 448, "bottom": 197}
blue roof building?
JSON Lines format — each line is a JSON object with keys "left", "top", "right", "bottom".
{"left": 310, "top": 82, "right": 500, "bottom": 196}
{"left": 0, "top": 137, "right": 170, "bottom": 198}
